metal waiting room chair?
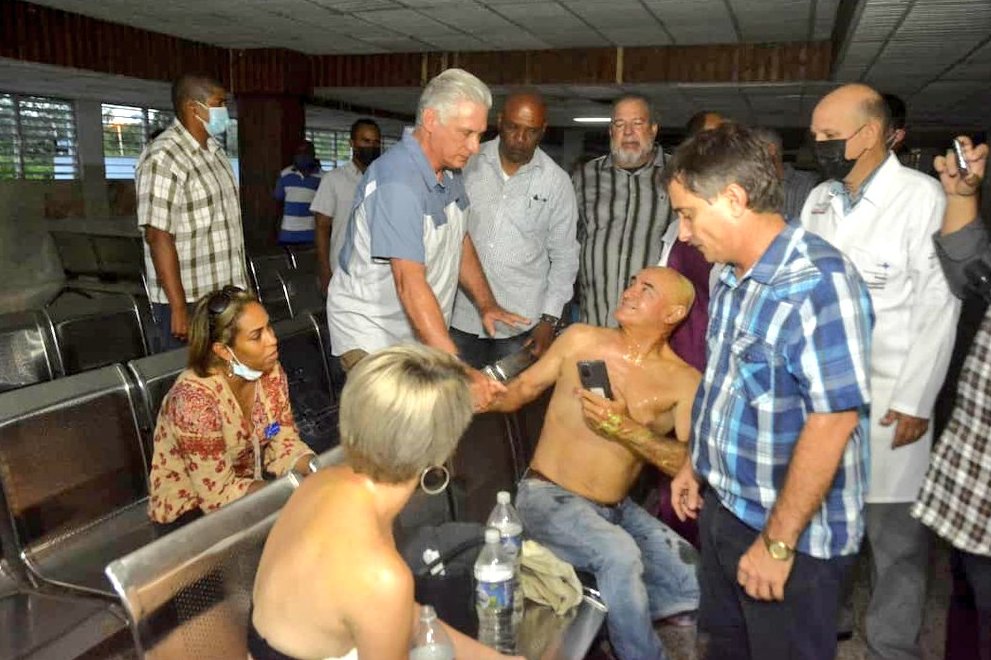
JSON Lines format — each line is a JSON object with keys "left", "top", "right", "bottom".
{"left": 105, "top": 472, "right": 302, "bottom": 660}
{"left": 44, "top": 293, "right": 149, "bottom": 375}
{"left": 0, "top": 524, "right": 127, "bottom": 660}
{"left": 0, "top": 364, "right": 156, "bottom": 598}
{"left": 248, "top": 252, "right": 293, "bottom": 323}
{"left": 127, "top": 348, "right": 188, "bottom": 461}
{"left": 277, "top": 268, "right": 323, "bottom": 320}
{"left": 272, "top": 316, "right": 338, "bottom": 454}
{"left": 0, "top": 310, "right": 62, "bottom": 393}
{"left": 283, "top": 244, "right": 317, "bottom": 273}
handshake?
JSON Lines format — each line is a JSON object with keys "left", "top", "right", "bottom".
{"left": 467, "top": 349, "right": 537, "bottom": 412}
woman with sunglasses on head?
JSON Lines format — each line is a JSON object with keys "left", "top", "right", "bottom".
{"left": 148, "top": 286, "right": 317, "bottom": 536}
{"left": 250, "top": 345, "right": 521, "bottom": 660}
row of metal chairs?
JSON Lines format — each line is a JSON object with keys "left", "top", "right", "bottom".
{"left": 99, "top": 401, "right": 567, "bottom": 659}
{"left": 0, "top": 294, "right": 149, "bottom": 393}
{"left": 247, "top": 245, "right": 323, "bottom": 324}
{"left": 0, "top": 253, "right": 326, "bottom": 396}
{"left": 105, "top": 449, "right": 345, "bottom": 660}
{"left": 0, "top": 312, "right": 339, "bottom": 659}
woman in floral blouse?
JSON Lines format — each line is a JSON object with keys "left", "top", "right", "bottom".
{"left": 148, "top": 286, "right": 316, "bottom": 535}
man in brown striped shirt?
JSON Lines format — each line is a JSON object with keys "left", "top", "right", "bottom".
{"left": 572, "top": 95, "right": 674, "bottom": 328}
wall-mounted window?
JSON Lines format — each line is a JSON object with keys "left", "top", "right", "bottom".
{"left": 305, "top": 127, "right": 397, "bottom": 171}
{"left": 102, "top": 103, "right": 175, "bottom": 179}
{"left": 0, "top": 92, "right": 78, "bottom": 180}
{"left": 305, "top": 128, "right": 351, "bottom": 171}
{"left": 102, "top": 105, "right": 240, "bottom": 181}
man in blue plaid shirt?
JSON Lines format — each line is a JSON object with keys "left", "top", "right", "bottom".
{"left": 666, "top": 123, "right": 874, "bottom": 659}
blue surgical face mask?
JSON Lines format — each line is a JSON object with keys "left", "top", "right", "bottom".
{"left": 227, "top": 347, "right": 263, "bottom": 381}
{"left": 197, "top": 101, "right": 230, "bottom": 138}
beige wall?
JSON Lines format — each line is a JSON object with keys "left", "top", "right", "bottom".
{"left": 0, "top": 178, "right": 137, "bottom": 314}
{"left": 0, "top": 181, "right": 71, "bottom": 313}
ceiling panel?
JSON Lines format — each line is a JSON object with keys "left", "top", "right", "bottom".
{"left": 353, "top": 9, "right": 461, "bottom": 36}
{"left": 418, "top": 4, "right": 517, "bottom": 33}
{"left": 567, "top": 0, "right": 659, "bottom": 29}
{"left": 729, "top": 0, "right": 812, "bottom": 42}
{"left": 9, "top": 0, "right": 991, "bottom": 130}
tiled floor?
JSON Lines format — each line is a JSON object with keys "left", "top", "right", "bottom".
{"left": 657, "top": 540, "right": 954, "bottom": 660}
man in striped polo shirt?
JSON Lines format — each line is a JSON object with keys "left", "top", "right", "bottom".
{"left": 273, "top": 140, "right": 323, "bottom": 245}
{"left": 573, "top": 95, "right": 674, "bottom": 328}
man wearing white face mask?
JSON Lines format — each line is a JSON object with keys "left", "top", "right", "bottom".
{"left": 801, "top": 83, "right": 959, "bottom": 660}
{"left": 137, "top": 73, "right": 249, "bottom": 352}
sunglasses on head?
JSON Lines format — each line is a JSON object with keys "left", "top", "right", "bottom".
{"left": 207, "top": 285, "right": 245, "bottom": 318}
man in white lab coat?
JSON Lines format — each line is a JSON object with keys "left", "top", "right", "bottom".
{"left": 802, "top": 83, "right": 960, "bottom": 660}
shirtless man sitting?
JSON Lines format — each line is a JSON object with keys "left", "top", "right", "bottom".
{"left": 488, "top": 266, "right": 701, "bottom": 660}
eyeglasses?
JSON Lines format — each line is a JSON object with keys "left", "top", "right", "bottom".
{"left": 207, "top": 285, "right": 244, "bottom": 318}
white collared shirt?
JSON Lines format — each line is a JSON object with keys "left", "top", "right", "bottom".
{"left": 801, "top": 153, "right": 960, "bottom": 502}
{"left": 451, "top": 139, "right": 579, "bottom": 338}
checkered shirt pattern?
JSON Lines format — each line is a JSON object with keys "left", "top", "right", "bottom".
{"left": 913, "top": 305, "right": 991, "bottom": 556}
{"left": 692, "top": 224, "right": 874, "bottom": 559}
{"left": 136, "top": 120, "right": 248, "bottom": 304}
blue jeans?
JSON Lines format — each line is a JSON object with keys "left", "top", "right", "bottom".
{"left": 516, "top": 477, "right": 700, "bottom": 660}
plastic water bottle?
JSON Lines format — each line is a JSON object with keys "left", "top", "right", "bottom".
{"left": 488, "top": 490, "right": 524, "bottom": 625}
{"left": 409, "top": 604, "right": 454, "bottom": 660}
{"left": 474, "top": 527, "right": 516, "bottom": 653}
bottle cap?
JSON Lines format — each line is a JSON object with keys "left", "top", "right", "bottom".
{"left": 485, "top": 528, "right": 501, "bottom": 544}
{"left": 420, "top": 604, "right": 437, "bottom": 621}
{"left": 496, "top": 491, "right": 511, "bottom": 504}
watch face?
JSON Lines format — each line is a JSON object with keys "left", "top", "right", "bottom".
{"left": 769, "top": 541, "right": 791, "bottom": 560}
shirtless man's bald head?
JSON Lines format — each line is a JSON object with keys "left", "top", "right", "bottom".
{"left": 616, "top": 267, "right": 695, "bottom": 331}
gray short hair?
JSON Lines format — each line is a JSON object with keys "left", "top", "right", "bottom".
{"left": 416, "top": 68, "right": 492, "bottom": 127}
{"left": 338, "top": 345, "right": 472, "bottom": 484}
{"left": 612, "top": 94, "right": 656, "bottom": 124}
{"left": 751, "top": 126, "right": 783, "bottom": 154}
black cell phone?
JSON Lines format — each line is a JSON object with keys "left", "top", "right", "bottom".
{"left": 577, "top": 360, "right": 614, "bottom": 400}
{"left": 954, "top": 138, "right": 970, "bottom": 175}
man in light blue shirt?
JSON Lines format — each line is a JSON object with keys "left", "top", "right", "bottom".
{"left": 327, "top": 69, "right": 525, "bottom": 409}
{"left": 450, "top": 92, "right": 579, "bottom": 369}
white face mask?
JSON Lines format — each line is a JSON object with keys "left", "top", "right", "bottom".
{"left": 228, "top": 347, "right": 263, "bottom": 381}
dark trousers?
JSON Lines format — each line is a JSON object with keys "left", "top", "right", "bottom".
{"left": 697, "top": 490, "right": 854, "bottom": 660}
{"left": 151, "top": 302, "right": 194, "bottom": 353}
{"left": 450, "top": 327, "right": 531, "bottom": 370}
{"left": 947, "top": 548, "right": 991, "bottom": 660}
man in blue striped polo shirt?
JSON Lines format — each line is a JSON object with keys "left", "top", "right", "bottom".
{"left": 273, "top": 140, "right": 322, "bottom": 244}
{"left": 666, "top": 123, "right": 874, "bottom": 659}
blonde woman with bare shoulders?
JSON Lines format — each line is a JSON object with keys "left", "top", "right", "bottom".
{"left": 250, "top": 345, "right": 522, "bottom": 660}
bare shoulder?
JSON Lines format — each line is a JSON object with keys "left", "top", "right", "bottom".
{"left": 557, "top": 323, "right": 611, "bottom": 351}
{"left": 660, "top": 347, "right": 702, "bottom": 390}
{"left": 347, "top": 546, "right": 414, "bottom": 610}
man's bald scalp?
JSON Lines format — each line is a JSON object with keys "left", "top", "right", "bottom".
{"left": 644, "top": 266, "right": 696, "bottom": 313}
{"left": 502, "top": 90, "right": 547, "bottom": 122}
{"left": 824, "top": 83, "right": 890, "bottom": 135}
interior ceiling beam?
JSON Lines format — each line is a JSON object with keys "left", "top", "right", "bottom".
{"left": 314, "top": 42, "right": 833, "bottom": 88}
